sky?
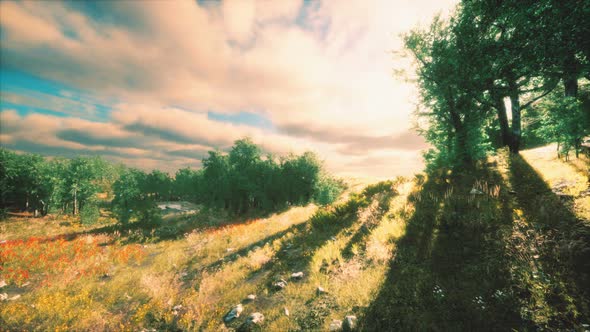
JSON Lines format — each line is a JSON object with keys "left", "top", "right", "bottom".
{"left": 0, "top": 0, "right": 458, "bottom": 178}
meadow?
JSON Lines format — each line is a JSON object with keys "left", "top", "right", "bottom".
{"left": 1, "top": 145, "right": 589, "bottom": 331}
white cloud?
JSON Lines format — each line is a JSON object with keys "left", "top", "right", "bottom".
{"left": 0, "top": 0, "right": 457, "bottom": 177}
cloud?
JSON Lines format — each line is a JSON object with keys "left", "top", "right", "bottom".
{"left": 0, "top": 0, "right": 458, "bottom": 177}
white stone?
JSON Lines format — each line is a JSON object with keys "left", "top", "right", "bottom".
{"left": 224, "top": 304, "right": 243, "bottom": 322}
{"left": 291, "top": 271, "right": 304, "bottom": 280}
{"left": 249, "top": 312, "right": 264, "bottom": 324}
{"left": 343, "top": 315, "right": 357, "bottom": 331}
{"left": 329, "top": 319, "right": 343, "bottom": 331}
{"left": 273, "top": 279, "right": 288, "bottom": 290}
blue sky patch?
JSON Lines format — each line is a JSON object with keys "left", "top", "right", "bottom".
{"left": 208, "top": 111, "right": 275, "bottom": 131}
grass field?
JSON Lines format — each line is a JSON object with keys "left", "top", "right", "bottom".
{"left": 1, "top": 147, "right": 589, "bottom": 331}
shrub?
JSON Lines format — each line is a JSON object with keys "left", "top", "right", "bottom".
{"left": 313, "top": 176, "right": 345, "bottom": 205}
{"left": 80, "top": 202, "right": 100, "bottom": 225}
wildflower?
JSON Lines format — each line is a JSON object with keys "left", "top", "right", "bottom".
{"left": 473, "top": 295, "right": 486, "bottom": 310}
{"left": 433, "top": 285, "right": 445, "bottom": 299}
{"left": 493, "top": 289, "right": 506, "bottom": 300}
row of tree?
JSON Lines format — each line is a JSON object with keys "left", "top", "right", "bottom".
{"left": 112, "top": 138, "right": 343, "bottom": 221}
{"left": 1, "top": 139, "right": 343, "bottom": 223}
{"left": 0, "top": 149, "right": 118, "bottom": 218}
{"left": 404, "top": 0, "right": 590, "bottom": 169}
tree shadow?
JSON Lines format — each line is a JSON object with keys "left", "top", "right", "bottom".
{"left": 340, "top": 193, "right": 394, "bottom": 260}
{"left": 181, "top": 221, "right": 310, "bottom": 287}
{"left": 27, "top": 206, "right": 303, "bottom": 246}
{"left": 508, "top": 154, "right": 590, "bottom": 324}
{"left": 361, "top": 155, "right": 590, "bottom": 331}
{"left": 360, "top": 166, "right": 529, "bottom": 331}
{"left": 244, "top": 204, "right": 360, "bottom": 284}
{"left": 217, "top": 201, "right": 362, "bottom": 330}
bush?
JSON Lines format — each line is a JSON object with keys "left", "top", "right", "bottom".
{"left": 80, "top": 202, "right": 100, "bottom": 225}
{"left": 313, "top": 176, "right": 345, "bottom": 205}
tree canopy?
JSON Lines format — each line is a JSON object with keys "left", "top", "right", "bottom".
{"left": 405, "top": 0, "right": 590, "bottom": 170}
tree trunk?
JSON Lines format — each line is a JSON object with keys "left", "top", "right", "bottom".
{"left": 449, "top": 108, "right": 470, "bottom": 164}
{"left": 73, "top": 188, "right": 78, "bottom": 215}
{"left": 494, "top": 95, "right": 511, "bottom": 147}
{"left": 563, "top": 52, "right": 579, "bottom": 98}
{"left": 564, "top": 75, "right": 578, "bottom": 98}
{"left": 508, "top": 83, "right": 521, "bottom": 153}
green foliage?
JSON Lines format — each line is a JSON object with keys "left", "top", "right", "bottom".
{"left": 0, "top": 149, "right": 49, "bottom": 213}
{"left": 0, "top": 150, "right": 112, "bottom": 216}
{"left": 534, "top": 93, "right": 590, "bottom": 158}
{"left": 1, "top": 138, "right": 342, "bottom": 225}
{"left": 405, "top": 0, "right": 590, "bottom": 169}
{"left": 174, "top": 168, "right": 202, "bottom": 201}
{"left": 313, "top": 175, "right": 345, "bottom": 205}
{"left": 111, "top": 168, "right": 161, "bottom": 226}
{"left": 79, "top": 201, "right": 100, "bottom": 225}
{"left": 199, "top": 138, "right": 338, "bottom": 215}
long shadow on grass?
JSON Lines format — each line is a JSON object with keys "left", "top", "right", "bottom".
{"left": 245, "top": 202, "right": 361, "bottom": 282}
{"left": 508, "top": 154, "right": 590, "bottom": 324}
{"left": 214, "top": 200, "right": 363, "bottom": 330}
{"left": 360, "top": 164, "right": 528, "bottom": 331}
{"left": 341, "top": 193, "right": 395, "bottom": 260}
{"left": 31, "top": 206, "right": 300, "bottom": 246}
{"left": 181, "top": 221, "right": 310, "bottom": 288}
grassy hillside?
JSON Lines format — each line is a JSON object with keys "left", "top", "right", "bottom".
{"left": 1, "top": 146, "right": 589, "bottom": 331}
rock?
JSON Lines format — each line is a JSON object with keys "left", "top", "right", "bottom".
{"left": 224, "top": 304, "right": 243, "bottom": 322}
{"left": 9, "top": 294, "right": 21, "bottom": 301}
{"left": 238, "top": 313, "right": 265, "bottom": 331}
{"left": 317, "top": 286, "right": 326, "bottom": 295}
{"left": 470, "top": 188, "right": 484, "bottom": 195}
{"left": 284, "top": 307, "right": 289, "bottom": 316}
{"left": 0, "top": 280, "right": 6, "bottom": 288}
{"left": 226, "top": 248, "right": 235, "bottom": 253}
{"left": 329, "top": 319, "right": 343, "bottom": 331}
{"left": 330, "top": 236, "right": 337, "bottom": 241}
{"left": 291, "top": 271, "right": 304, "bottom": 280}
{"left": 343, "top": 315, "right": 357, "bottom": 331}
{"left": 248, "top": 312, "right": 264, "bottom": 324}
{"left": 172, "top": 305, "right": 183, "bottom": 315}
{"left": 245, "top": 294, "right": 256, "bottom": 302}
{"left": 273, "top": 279, "right": 288, "bottom": 290}
{"left": 0, "top": 293, "right": 7, "bottom": 301}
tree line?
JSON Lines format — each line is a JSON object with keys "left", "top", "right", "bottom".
{"left": 0, "top": 138, "right": 343, "bottom": 224}
{"left": 404, "top": 0, "right": 590, "bottom": 170}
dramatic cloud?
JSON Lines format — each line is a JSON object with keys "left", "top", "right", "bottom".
{"left": 0, "top": 0, "right": 458, "bottom": 177}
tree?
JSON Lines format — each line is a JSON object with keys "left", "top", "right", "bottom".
{"left": 0, "top": 149, "right": 51, "bottom": 216}
{"left": 174, "top": 168, "right": 202, "bottom": 202}
{"left": 404, "top": 14, "right": 491, "bottom": 169}
{"left": 112, "top": 168, "right": 161, "bottom": 225}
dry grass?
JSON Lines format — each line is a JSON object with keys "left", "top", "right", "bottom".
{"left": 1, "top": 179, "right": 409, "bottom": 331}
{"left": 4, "top": 150, "right": 585, "bottom": 331}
